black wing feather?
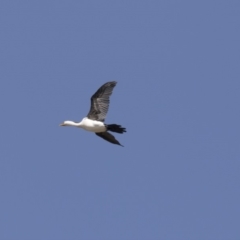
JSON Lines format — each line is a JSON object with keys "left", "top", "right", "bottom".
{"left": 87, "top": 81, "right": 117, "bottom": 122}
{"left": 95, "top": 132, "right": 123, "bottom": 147}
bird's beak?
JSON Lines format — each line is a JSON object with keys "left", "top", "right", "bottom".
{"left": 59, "top": 123, "right": 65, "bottom": 126}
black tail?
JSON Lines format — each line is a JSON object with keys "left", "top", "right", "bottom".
{"left": 106, "top": 124, "right": 126, "bottom": 134}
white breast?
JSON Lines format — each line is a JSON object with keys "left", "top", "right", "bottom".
{"left": 79, "top": 117, "right": 106, "bottom": 133}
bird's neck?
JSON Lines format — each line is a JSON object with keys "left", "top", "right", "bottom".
{"left": 64, "top": 121, "right": 81, "bottom": 127}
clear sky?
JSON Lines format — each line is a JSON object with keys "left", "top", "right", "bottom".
{"left": 1, "top": 1, "right": 240, "bottom": 239}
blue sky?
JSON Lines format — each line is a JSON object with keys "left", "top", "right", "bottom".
{"left": 1, "top": 1, "right": 240, "bottom": 239}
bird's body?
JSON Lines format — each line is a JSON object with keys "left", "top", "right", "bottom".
{"left": 79, "top": 117, "right": 106, "bottom": 132}
{"left": 62, "top": 118, "right": 106, "bottom": 132}
{"left": 60, "top": 81, "right": 126, "bottom": 146}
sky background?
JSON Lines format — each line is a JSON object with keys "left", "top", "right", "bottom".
{"left": 1, "top": 1, "right": 240, "bottom": 239}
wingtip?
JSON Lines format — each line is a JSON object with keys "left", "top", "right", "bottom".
{"left": 110, "top": 81, "right": 117, "bottom": 86}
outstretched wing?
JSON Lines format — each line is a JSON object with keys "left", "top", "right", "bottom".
{"left": 95, "top": 132, "right": 123, "bottom": 147}
{"left": 87, "top": 81, "right": 117, "bottom": 122}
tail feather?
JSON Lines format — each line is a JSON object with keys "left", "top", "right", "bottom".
{"left": 106, "top": 124, "right": 126, "bottom": 134}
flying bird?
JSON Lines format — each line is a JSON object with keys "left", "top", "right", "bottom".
{"left": 60, "top": 81, "right": 126, "bottom": 146}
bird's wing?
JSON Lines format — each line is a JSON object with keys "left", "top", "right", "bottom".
{"left": 87, "top": 81, "right": 117, "bottom": 122}
{"left": 95, "top": 132, "right": 123, "bottom": 146}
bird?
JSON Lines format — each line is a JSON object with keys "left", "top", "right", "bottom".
{"left": 60, "top": 81, "right": 126, "bottom": 146}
